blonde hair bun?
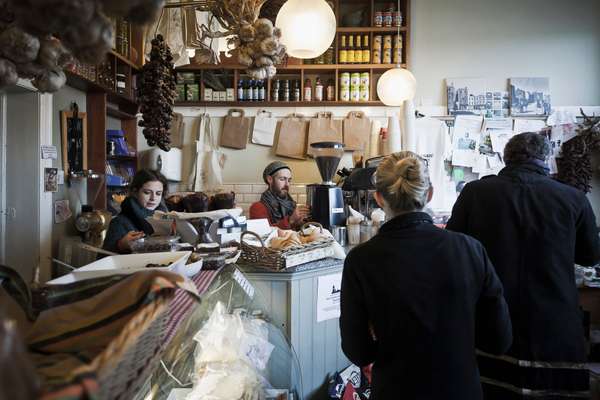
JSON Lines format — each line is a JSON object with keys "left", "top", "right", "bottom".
{"left": 375, "top": 151, "right": 431, "bottom": 213}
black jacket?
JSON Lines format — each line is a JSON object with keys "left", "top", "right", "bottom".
{"left": 340, "top": 212, "right": 512, "bottom": 400}
{"left": 447, "top": 163, "right": 600, "bottom": 362}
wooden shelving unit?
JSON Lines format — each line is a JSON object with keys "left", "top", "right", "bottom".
{"left": 65, "top": 23, "right": 144, "bottom": 210}
{"left": 175, "top": 0, "right": 410, "bottom": 107}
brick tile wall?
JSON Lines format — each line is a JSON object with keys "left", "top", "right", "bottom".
{"left": 217, "top": 182, "right": 310, "bottom": 216}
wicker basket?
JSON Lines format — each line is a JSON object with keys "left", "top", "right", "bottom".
{"left": 237, "top": 224, "right": 335, "bottom": 270}
{"left": 94, "top": 297, "right": 170, "bottom": 400}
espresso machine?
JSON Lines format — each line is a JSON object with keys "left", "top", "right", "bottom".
{"left": 306, "top": 142, "right": 346, "bottom": 230}
{"left": 341, "top": 156, "right": 384, "bottom": 217}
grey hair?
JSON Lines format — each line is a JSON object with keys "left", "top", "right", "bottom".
{"left": 504, "top": 132, "right": 550, "bottom": 165}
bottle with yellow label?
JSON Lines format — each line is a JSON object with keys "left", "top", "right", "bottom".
{"left": 355, "top": 35, "right": 363, "bottom": 64}
{"left": 362, "top": 35, "right": 370, "bottom": 64}
{"left": 339, "top": 35, "right": 347, "bottom": 64}
{"left": 347, "top": 35, "right": 355, "bottom": 64}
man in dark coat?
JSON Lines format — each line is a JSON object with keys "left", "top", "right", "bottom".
{"left": 446, "top": 132, "right": 600, "bottom": 399}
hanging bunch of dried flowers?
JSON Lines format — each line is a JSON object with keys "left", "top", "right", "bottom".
{"left": 197, "top": 0, "right": 286, "bottom": 80}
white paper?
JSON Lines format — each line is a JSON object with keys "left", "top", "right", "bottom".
{"left": 547, "top": 110, "right": 576, "bottom": 126}
{"left": 317, "top": 273, "right": 342, "bottom": 322}
{"left": 513, "top": 118, "right": 546, "bottom": 134}
{"left": 483, "top": 118, "right": 513, "bottom": 131}
{"left": 489, "top": 130, "right": 516, "bottom": 154}
{"left": 41, "top": 145, "right": 57, "bottom": 159}
{"left": 452, "top": 115, "right": 483, "bottom": 167}
{"left": 57, "top": 170, "right": 65, "bottom": 185}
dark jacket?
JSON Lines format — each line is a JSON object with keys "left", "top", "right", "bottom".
{"left": 446, "top": 163, "right": 600, "bottom": 397}
{"left": 340, "top": 212, "right": 512, "bottom": 400}
{"left": 103, "top": 197, "right": 167, "bottom": 253}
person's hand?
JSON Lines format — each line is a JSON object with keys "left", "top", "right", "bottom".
{"left": 117, "top": 231, "right": 145, "bottom": 252}
{"left": 290, "top": 204, "right": 311, "bottom": 227}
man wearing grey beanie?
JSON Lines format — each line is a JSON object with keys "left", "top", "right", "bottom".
{"left": 249, "top": 161, "right": 310, "bottom": 230}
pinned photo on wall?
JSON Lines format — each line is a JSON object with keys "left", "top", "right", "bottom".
{"left": 509, "top": 78, "right": 551, "bottom": 116}
{"left": 44, "top": 167, "right": 58, "bottom": 192}
{"left": 54, "top": 199, "right": 72, "bottom": 224}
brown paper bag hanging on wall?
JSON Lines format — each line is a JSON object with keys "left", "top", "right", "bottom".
{"left": 343, "top": 111, "right": 372, "bottom": 151}
{"left": 275, "top": 114, "right": 308, "bottom": 159}
{"left": 307, "top": 112, "right": 343, "bottom": 156}
{"left": 220, "top": 109, "right": 251, "bottom": 149}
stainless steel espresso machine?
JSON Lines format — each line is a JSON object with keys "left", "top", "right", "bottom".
{"left": 306, "top": 142, "right": 346, "bottom": 230}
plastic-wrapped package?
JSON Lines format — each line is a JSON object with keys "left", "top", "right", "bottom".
{"left": 146, "top": 265, "right": 301, "bottom": 400}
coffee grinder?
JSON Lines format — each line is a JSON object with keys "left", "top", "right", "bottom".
{"left": 306, "top": 142, "right": 346, "bottom": 230}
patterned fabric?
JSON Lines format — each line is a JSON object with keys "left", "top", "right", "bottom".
{"left": 259, "top": 189, "right": 296, "bottom": 224}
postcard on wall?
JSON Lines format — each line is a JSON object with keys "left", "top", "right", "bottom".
{"left": 54, "top": 199, "right": 72, "bottom": 223}
{"left": 44, "top": 167, "right": 58, "bottom": 192}
{"left": 446, "top": 78, "right": 488, "bottom": 116}
{"left": 510, "top": 78, "right": 551, "bottom": 116}
{"left": 513, "top": 118, "right": 547, "bottom": 134}
{"left": 452, "top": 115, "right": 483, "bottom": 167}
{"left": 489, "top": 130, "right": 516, "bottom": 155}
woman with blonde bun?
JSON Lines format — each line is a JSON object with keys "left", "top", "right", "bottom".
{"left": 340, "top": 151, "right": 512, "bottom": 400}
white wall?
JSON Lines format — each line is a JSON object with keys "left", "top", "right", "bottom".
{"left": 411, "top": 0, "right": 600, "bottom": 107}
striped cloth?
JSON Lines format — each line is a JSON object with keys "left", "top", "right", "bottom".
{"left": 163, "top": 269, "right": 221, "bottom": 345}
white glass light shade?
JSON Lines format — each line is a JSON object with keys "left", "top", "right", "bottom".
{"left": 276, "top": 0, "right": 336, "bottom": 59}
{"left": 376, "top": 67, "right": 417, "bottom": 106}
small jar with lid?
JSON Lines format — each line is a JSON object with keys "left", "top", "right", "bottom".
{"left": 304, "top": 78, "right": 312, "bottom": 101}
{"left": 282, "top": 79, "right": 290, "bottom": 101}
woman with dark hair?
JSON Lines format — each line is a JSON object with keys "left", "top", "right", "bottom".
{"left": 103, "top": 169, "right": 168, "bottom": 253}
{"left": 340, "top": 151, "right": 512, "bottom": 399}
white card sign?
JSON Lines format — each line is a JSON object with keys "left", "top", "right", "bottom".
{"left": 316, "top": 273, "right": 342, "bottom": 322}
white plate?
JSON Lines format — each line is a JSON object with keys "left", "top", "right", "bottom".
{"left": 48, "top": 251, "right": 193, "bottom": 285}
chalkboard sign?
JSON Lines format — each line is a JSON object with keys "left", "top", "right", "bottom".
{"left": 60, "top": 110, "right": 88, "bottom": 175}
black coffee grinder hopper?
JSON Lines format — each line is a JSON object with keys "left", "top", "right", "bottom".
{"left": 306, "top": 142, "right": 346, "bottom": 230}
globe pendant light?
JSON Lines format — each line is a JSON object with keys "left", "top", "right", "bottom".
{"left": 276, "top": 0, "right": 336, "bottom": 59}
{"left": 376, "top": 0, "right": 417, "bottom": 106}
{"left": 376, "top": 67, "right": 417, "bottom": 106}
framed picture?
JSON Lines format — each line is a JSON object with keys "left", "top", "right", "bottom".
{"left": 44, "top": 167, "right": 58, "bottom": 192}
{"left": 509, "top": 78, "right": 551, "bottom": 116}
{"left": 60, "top": 110, "right": 88, "bottom": 175}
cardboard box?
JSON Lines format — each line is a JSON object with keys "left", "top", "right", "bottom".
{"left": 226, "top": 88, "right": 235, "bottom": 101}
{"left": 219, "top": 91, "right": 227, "bottom": 101}
{"left": 204, "top": 88, "right": 213, "bottom": 101}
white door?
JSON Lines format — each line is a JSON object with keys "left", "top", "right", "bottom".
{"left": 1, "top": 88, "right": 41, "bottom": 283}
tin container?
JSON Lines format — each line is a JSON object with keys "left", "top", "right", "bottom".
{"left": 350, "top": 85, "right": 360, "bottom": 102}
{"left": 360, "top": 86, "right": 369, "bottom": 102}
{"left": 340, "top": 72, "right": 350, "bottom": 87}
{"left": 374, "top": 11, "right": 383, "bottom": 27}
{"left": 373, "top": 35, "right": 382, "bottom": 49}
{"left": 383, "top": 11, "right": 392, "bottom": 27}
{"left": 350, "top": 72, "right": 360, "bottom": 87}
{"left": 360, "top": 72, "right": 370, "bottom": 87}
{"left": 382, "top": 48, "right": 392, "bottom": 64}
{"left": 372, "top": 49, "right": 382, "bottom": 64}
{"left": 383, "top": 35, "right": 392, "bottom": 49}
{"left": 393, "top": 47, "right": 401, "bottom": 64}
{"left": 340, "top": 86, "right": 350, "bottom": 102}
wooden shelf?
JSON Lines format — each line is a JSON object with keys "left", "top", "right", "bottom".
{"left": 337, "top": 26, "right": 407, "bottom": 32}
{"left": 106, "top": 107, "right": 137, "bottom": 120}
{"left": 107, "top": 155, "right": 137, "bottom": 162}
{"left": 175, "top": 101, "right": 387, "bottom": 107}
{"left": 177, "top": 63, "right": 406, "bottom": 71}
{"left": 65, "top": 71, "right": 138, "bottom": 114}
{"left": 110, "top": 50, "right": 141, "bottom": 71}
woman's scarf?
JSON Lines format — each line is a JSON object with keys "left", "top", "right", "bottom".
{"left": 260, "top": 189, "right": 296, "bottom": 224}
{"left": 120, "top": 197, "right": 166, "bottom": 235}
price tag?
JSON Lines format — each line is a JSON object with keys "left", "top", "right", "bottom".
{"left": 233, "top": 268, "right": 255, "bottom": 299}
